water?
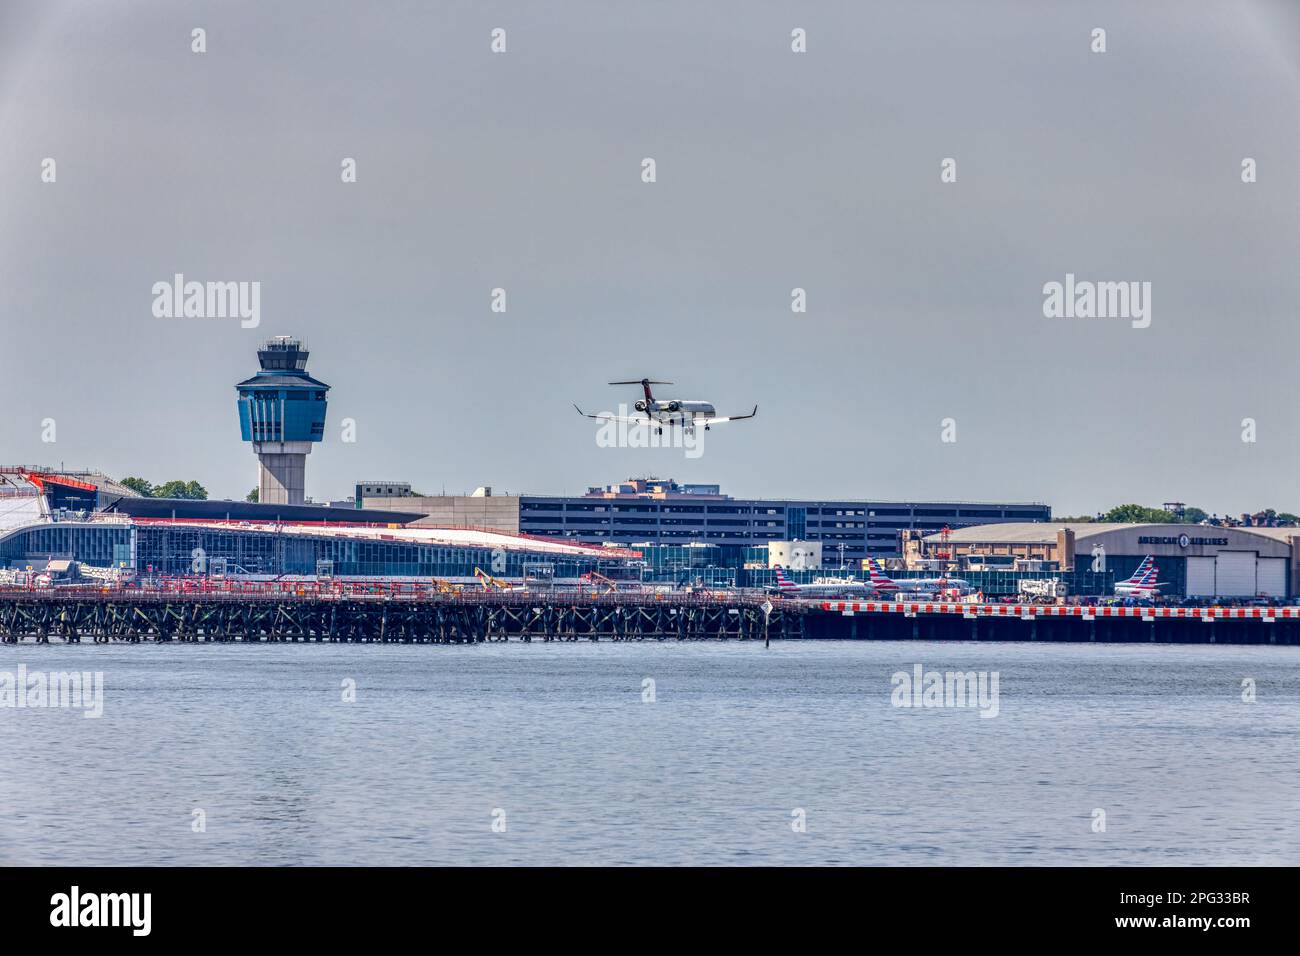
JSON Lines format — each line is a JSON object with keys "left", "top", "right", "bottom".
{"left": 0, "top": 640, "right": 1296, "bottom": 866}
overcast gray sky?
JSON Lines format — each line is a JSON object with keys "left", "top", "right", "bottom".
{"left": 2, "top": 0, "right": 1298, "bottom": 515}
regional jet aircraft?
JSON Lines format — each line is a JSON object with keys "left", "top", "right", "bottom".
{"left": 573, "top": 378, "right": 757, "bottom": 433}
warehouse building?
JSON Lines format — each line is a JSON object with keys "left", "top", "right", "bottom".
{"left": 909, "top": 523, "right": 1299, "bottom": 598}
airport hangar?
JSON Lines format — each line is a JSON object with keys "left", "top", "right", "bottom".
{"left": 910, "top": 523, "right": 1299, "bottom": 598}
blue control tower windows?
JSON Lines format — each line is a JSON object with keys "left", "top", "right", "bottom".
{"left": 235, "top": 337, "right": 330, "bottom": 506}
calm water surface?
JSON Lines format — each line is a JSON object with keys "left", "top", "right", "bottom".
{"left": 0, "top": 640, "right": 1296, "bottom": 865}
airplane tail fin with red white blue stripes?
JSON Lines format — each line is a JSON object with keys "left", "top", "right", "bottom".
{"left": 1119, "top": 555, "right": 1157, "bottom": 587}
{"left": 867, "top": 560, "right": 900, "bottom": 592}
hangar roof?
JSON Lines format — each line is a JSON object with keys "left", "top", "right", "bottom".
{"left": 922, "top": 523, "right": 1126, "bottom": 544}
{"left": 923, "top": 522, "right": 1300, "bottom": 545}
{"left": 1220, "top": 526, "right": 1300, "bottom": 542}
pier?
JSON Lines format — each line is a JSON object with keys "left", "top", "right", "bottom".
{"left": 0, "top": 590, "right": 1296, "bottom": 645}
{"left": 809, "top": 599, "right": 1300, "bottom": 645}
{"left": 0, "top": 590, "right": 800, "bottom": 644}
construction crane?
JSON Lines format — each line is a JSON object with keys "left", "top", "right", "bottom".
{"left": 430, "top": 577, "right": 462, "bottom": 595}
{"left": 578, "top": 570, "right": 618, "bottom": 595}
{"left": 473, "top": 567, "right": 520, "bottom": 591}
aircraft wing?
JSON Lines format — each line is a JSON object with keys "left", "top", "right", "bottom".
{"left": 692, "top": 405, "right": 758, "bottom": 426}
{"left": 573, "top": 404, "right": 647, "bottom": 425}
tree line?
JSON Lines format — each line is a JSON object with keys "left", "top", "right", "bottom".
{"left": 118, "top": 477, "right": 208, "bottom": 500}
{"left": 1057, "top": 504, "right": 1300, "bottom": 525}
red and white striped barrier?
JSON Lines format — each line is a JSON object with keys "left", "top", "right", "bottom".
{"left": 819, "top": 601, "right": 1298, "bottom": 621}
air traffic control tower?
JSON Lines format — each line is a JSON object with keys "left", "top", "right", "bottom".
{"left": 235, "top": 336, "right": 329, "bottom": 505}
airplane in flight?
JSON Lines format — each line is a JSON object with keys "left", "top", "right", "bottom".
{"left": 1113, "top": 556, "right": 1167, "bottom": 598}
{"left": 574, "top": 378, "right": 757, "bottom": 434}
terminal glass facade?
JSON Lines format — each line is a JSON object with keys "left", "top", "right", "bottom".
{"left": 0, "top": 524, "right": 132, "bottom": 567}
{"left": 131, "top": 527, "right": 630, "bottom": 579}
{"left": 0, "top": 523, "right": 634, "bottom": 580}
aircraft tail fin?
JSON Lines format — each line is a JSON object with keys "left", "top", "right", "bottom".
{"left": 1120, "top": 555, "right": 1157, "bottom": 587}
{"left": 609, "top": 378, "right": 672, "bottom": 406}
{"left": 867, "top": 560, "right": 900, "bottom": 591}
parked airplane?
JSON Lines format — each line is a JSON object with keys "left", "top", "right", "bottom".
{"left": 1113, "top": 556, "right": 1167, "bottom": 598}
{"left": 868, "top": 561, "right": 972, "bottom": 597}
{"left": 771, "top": 566, "right": 875, "bottom": 597}
{"left": 866, "top": 563, "right": 900, "bottom": 593}
{"left": 574, "top": 378, "right": 757, "bottom": 433}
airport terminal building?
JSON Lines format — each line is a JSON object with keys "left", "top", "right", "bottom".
{"left": 358, "top": 477, "right": 1052, "bottom": 567}
{"left": 0, "top": 469, "right": 1050, "bottom": 587}
{"left": 9, "top": 469, "right": 1300, "bottom": 598}
{"left": 0, "top": 470, "right": 640, "bottom": 582}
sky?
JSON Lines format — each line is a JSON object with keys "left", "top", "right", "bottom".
{"left": 1, "top": 0, "right": 1298, "bottom": 516}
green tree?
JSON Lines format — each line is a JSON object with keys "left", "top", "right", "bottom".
{"left": 153, "top": 479, "right": 208, "bottom": 500}
{"left": 119, "top": 476, "right": 154, "bottom": 497}
{"left": 246, "top": 487, "right": 259, "bottom": 503}
{"left": 1182, "top": 506, "right": 1208, "bottom": 523}
{"left": 1100, "top": 504, "right": 1177, "bottom": 523}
